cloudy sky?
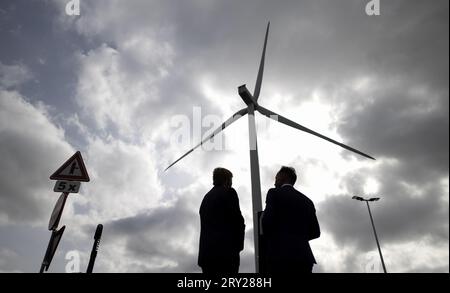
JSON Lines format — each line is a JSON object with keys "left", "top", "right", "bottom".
{"left": 0, "top": 0, "right": 448, "bottom": 273}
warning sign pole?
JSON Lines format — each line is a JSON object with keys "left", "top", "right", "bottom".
{"left": 39, "top": 151, "right": 90, "bottom": 273}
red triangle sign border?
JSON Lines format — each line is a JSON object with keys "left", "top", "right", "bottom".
{"left": 49, "top": 151, "right": 90, "bottom": 182}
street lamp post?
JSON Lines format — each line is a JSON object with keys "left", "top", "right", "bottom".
{"left": 352, "top": 196, "right": 387, "bottom": 273}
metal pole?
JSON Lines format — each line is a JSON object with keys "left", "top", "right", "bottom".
{"left": 247, "top": 104, "right": 263, "bottom": 273}
{"left": 86, "top": 224, "right": 103, "bottom": 273}
{"left": 39, "top": 264, "right": 45, "bottom": 273}
{"left": 365, "top": 201, "right": 387, "bottom": 273}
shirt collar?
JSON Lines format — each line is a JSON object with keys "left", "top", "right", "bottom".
{"left": 281, "top": 183, "right": 293, "bottom": 188}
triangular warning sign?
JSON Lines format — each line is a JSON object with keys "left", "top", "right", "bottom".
{"left": 50, "top": 151, "right": 90, "bottom": 182}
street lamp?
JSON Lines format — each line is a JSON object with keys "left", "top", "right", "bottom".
{"left": 352, "top": 195, "right": 387, "bottom": 273}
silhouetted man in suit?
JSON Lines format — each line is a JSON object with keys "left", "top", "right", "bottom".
{"left": 261, "top": 166, "right": 320, "bottom": 273}
{"left": 198, "top": 168, "right": 245, "bottom": 274}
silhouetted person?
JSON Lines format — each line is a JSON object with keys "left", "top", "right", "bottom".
{"left": 198, "top": 168, "right": 245, "bottom": 274}
{"left": 261, "top": 166, "right": 320, "bottom": 273}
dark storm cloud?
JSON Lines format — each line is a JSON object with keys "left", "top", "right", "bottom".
{"left": 317, "top": 1, "right": 449, "bottom": 261}
{"left": 335, "top": 0, "right": 449, "bottom": 173}
{"left": 0, "top": 0, "right": 91, "bottom": 111}
{"left": 338, "top": 85, "right": 448, "bottom": 181}
{"left": 104, "top": 195, "right": 200, "bottom": 272}
{"left": 311, "top": 1, "right": 449, "bottom": 270}
{"left": 318, "top": 164, "right": 448, "bottom": 251}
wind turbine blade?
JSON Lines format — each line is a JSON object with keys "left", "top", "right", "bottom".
{"left": 257, "top": 105, "right": 375, "bottom": 160}
{"left": 165, "top": 108, "right": 249, "bottom": 171}
{"left": 253, "top": 22, "right": 270, "bottom": 101}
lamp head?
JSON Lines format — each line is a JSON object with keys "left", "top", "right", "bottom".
{"left": 352, "top": 196, "right": 365, "bottom": 201}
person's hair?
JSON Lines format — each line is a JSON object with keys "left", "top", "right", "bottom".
{"left": 278, "top": 166, "right": 297, "bottom": 185}
{"left": 213, "top": 167, "right": 233, "bottom": 186}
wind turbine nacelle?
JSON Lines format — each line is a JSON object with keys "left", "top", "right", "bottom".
{"left": 238, "top": 84, "right": 256, "bottom": 106}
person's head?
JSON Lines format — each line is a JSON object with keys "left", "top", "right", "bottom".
{"left": 213, "top": 167, "right": 233, "bottom": 188}
{"left": 275, "top": 166, "right": 297, "bottom": 188}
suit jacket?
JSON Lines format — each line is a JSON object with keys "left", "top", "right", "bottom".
{"left": 198, "top": 186, "right": 245, "bottom": 267}
{"left": 261, "top": 185, "right": 320, "bottom": 265}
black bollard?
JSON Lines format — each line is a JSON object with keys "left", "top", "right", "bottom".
{"left": 86, "top": 224, "right": 103, "bottom": 273}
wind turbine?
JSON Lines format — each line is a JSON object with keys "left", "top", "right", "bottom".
{"left": 165, "top": 22, "right": 375, "bottom": 272}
